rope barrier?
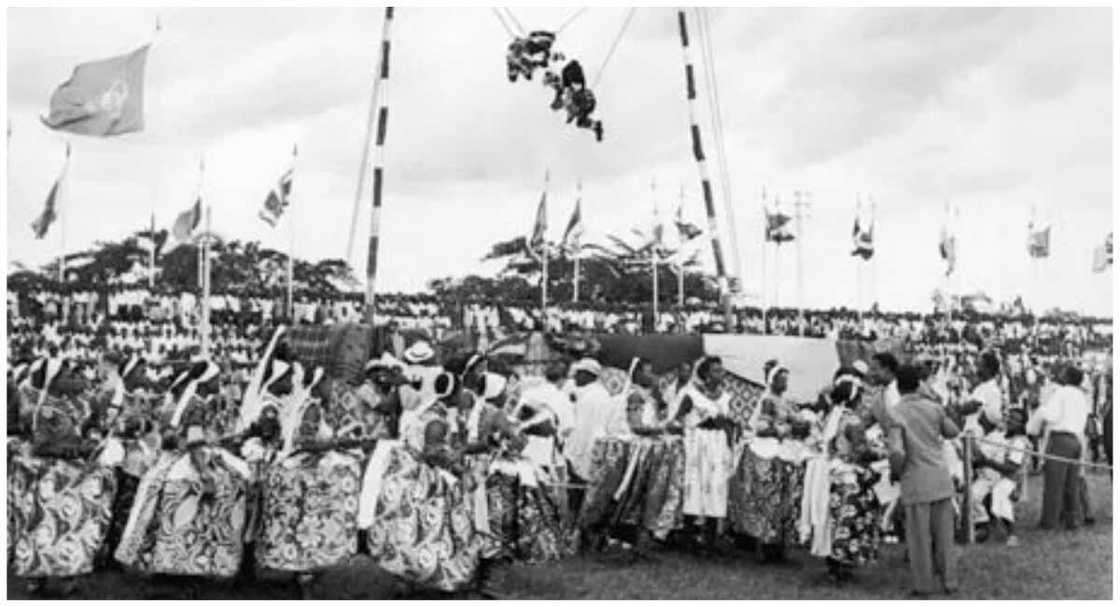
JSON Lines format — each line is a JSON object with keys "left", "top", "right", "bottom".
{"left": 591, "top": 7, "right": 637, "bottom": 89}
{"left": 974, "top": 435, "right": 1113, "bottom": 472}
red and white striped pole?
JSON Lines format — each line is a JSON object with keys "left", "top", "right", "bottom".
{"left": 677, "top": 9, "right": 730, "bottom": 324}
{"left": 365, "top": 7, "right": 394, "bottom": 324}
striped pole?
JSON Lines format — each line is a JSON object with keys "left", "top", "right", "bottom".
{"left": 677, "top": 9, "right": 730, "bottom": 321}
{"left": 347, "top": 7, "right": 394, "bottom": 268}
{"left": 365, "top": 7, "right": 394, "bottom": 324}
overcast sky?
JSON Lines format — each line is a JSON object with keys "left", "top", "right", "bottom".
{"left": 6, "top": 7, "right": 1114, "bottom": 315}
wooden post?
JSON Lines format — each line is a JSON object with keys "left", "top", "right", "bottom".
{"left": 962, "top": 430, "right": 975, "bottom": 544}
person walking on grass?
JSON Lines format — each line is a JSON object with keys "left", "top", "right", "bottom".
{"left": 888, "top": 364, "right": 961, "bottom": 597}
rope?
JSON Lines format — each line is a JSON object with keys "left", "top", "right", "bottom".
{"left": 556, "top": 7, "right": 588, "bottom": 34}
{"left": 975, "top": 435, "right": 1113, "bottom": 472}
{"left": 502, "top": 7, "right": 526, "bottom": 36}
{"left": 591, "top": 7, "right": 637, "bottom": 89}
{"left": 491, "top": 7, "right": 517, "bottom": 39}
{"left": 697, "top": 8, "right": 742, "bottom": 289}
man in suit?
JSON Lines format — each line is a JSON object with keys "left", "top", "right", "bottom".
{"left": 888, "top": 364, "right": 961, "bottom": 596}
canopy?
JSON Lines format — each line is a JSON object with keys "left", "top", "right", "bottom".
{"left": 702, "top": 334, "right": 840, "bottom": 403}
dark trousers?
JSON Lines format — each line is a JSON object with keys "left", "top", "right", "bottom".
{"left": 903, "top": 498, "right": 956, "bottom": 595}
{"left": 1040, "top": 432, "right": 1082, "bottom": 529}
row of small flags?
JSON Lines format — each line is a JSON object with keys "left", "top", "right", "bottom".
{"left": 30, "top": 38, "right": 296, "bottom": 250}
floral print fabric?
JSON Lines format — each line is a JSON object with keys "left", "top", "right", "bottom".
{"left": 9, "top": 455, "right": 117, "bottom": 578}
{"left": 255, "top": 450, "right": 363, "bottom": 572}
{"left": 828, "top": 462, "right": 882, "bottom": 568}
{"left": 728, "top": 447, "right": 804, "bottom": 545}
{"left": 114, "top": 450, "right": 249, "bottom": 578}
{"left": 365, "top": 443, "right": 483, "bottom": 593}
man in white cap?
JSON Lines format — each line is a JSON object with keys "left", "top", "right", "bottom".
{"left": 565, "top": 358, "right": 618, "bottom": 505}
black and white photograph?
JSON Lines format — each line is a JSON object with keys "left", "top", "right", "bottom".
{"left": 3, "top": 4, "right": 1114, "bottom": 601}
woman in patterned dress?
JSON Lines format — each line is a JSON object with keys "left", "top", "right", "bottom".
{"left": 614, "top": 358, "right": 686, "bottom": 550}
{"left": 114, "top": 360, "right": 252, "bottom": 582}
{"left": 9, "top": 357, "right": 118, "bottom": 595}
{"left": 730, "top": 363, "right": 808, "bottom": 561}
{"left": 677, "top": 356, "right": 736, "bottom": 552}
{"left": 364, "top": 372, "right": 486, "bottom": 594}
{"left": 821, "top": 375, "right": 886, "bottom": 584}
{"left": 254, "top": 361, "right": 365, "bottom": 598}
{"left": 470, "top": 371, "right": 573, "bottom": 567}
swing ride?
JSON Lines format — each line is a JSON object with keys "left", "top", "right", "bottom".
{"left": 350, "top": 7, "right": 743, "bottom": 327}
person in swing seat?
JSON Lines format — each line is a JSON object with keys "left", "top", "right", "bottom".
{"left": 545, "top": 60, "right": 605, "bottom": 141}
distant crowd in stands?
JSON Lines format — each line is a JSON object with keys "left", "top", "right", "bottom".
{"left": 7, "top": 285, "right": 1111, "bottom": 373}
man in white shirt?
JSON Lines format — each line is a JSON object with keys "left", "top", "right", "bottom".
{"left": 965, "top": 353, "right": 1004, "bottom": 435}
{"left": 1026, "top": 365, "right": 1092, "bottom": 530}
{"left": 565, "top": 358, "right": 618, "bottom": 484}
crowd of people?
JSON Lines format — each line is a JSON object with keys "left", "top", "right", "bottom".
{"left": 6, "top": 289, "right": 1112, "bottom": 597}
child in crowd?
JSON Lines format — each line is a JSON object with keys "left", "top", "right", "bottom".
{"left": 971, "top": 408, "right": 1029, "bottom": 546}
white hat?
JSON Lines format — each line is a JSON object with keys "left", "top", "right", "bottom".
{"left": 570, "top": 358, "right": 602, "bottom": 378}
{"left": 481, "top": 372, "right": 507, "bottom": 400}
{"left": 852, "top": 360, "right": 870, "bottom": 377}
{"left": 366, "top": 352, "right": 406, "bottom": 372}
{"left": 403, "top": 341, "right": 435, "bottom": 364}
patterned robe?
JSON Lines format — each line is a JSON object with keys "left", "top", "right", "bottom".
{"left": 255, "top": 387, "right": 364, "bottom": 573}
{"left": 114, "top": 392, "right": 251, "bottom": 578}
{"left": 9, "top": 383, "right": 118, "bottom": 579}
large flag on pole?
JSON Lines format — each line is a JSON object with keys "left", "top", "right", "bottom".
{"left": 851, "top": 214, "right": 874, "bottom": 260}
{"left": 172, "top": 198, "right": 202, "bottom": 243}
{"left": 260, "top": 146, "right": 296, "bottom": 227}
{"left": 562, "top": 197, "right": 583, "bottom": 252}
{"left": 528, "top": 189, "right": 547, "bottom": 259}
{"left": 41, "top": 45, "right": 149, "bottom": 137}
{"left": 1027, "top": 223, "right": 1051, "bottom": 258}
{"left": 1092, "top": 233, "right": 1112, "bottom": 273}
{"left": 31, "top": 144, "right": 70, "bottom": 239}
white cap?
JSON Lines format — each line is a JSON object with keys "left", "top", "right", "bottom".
{"left": 570, "top": 358, "right": 602, "bottom": 378}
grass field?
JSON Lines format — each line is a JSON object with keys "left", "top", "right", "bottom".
{"left": 8, "top": 471, "right": 1112, "bottom": 600}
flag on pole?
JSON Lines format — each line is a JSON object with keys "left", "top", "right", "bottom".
{"left": 481, "top": 236, "right": 529, "bottom": 261}
{"left": 851, "top": 215, "right": 874, "bottom": 260}
{"left": 528, "top": 190, "right": 547, "bottom": 259}
{"left": 675, "top": 205, "right": 702, "bottom": 241}
{"left": 765, "top": 211, "right": 795, "bottom": 243}
{"left": 1027, "top": 223, "right": 1051, "bottom": 259}
{"left": 137, "top": 227, "right": 169, "bottom": 256}
{"left": 31, "top": 144, "right": 71, "bottom": 239}
{"left": 1092, "top": 233, "right": 1112, "bottom": 273}
{"left": 939, "top": 226, "right": 957, "bottom": 276}
{"left": 172, "top": 198, "right": 202, "bottom": 243}
{"left": 41, "top": 45, "right": 149, "bottom": 137}
{"left": 563, "top": 198, "right": 583, "bottom": 252}
{"left": 260, "top": 146, "right": 296, "bottom": 228}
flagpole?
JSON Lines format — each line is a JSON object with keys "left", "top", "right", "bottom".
{"left": 149, "top": 15, "right": 162, "bottom": 292}
{"left": 870, "top": 196, "right": 878, "bottom": 314}
{"left": 58, "top": 143, "right": 70, "bottom": 285}
{"left": 572, "top": 181, "right": 581, "bottom": 304}
{"left": 855, "top": 193, "right": 863, "bottom": 324}
{"left": 364, "top": 7, "right": 395, "bottom": 326}
{"left": 678, "top": 184, "right": 686, "bottom": 311}
{"left": 288, "top": 144, "right": 298, "bottom": 320}
{"left": 793, "top": 190, "right": 810, "bottom": 336}
{"left": 202, "top": 206, "right": 212, "bottom": 358}
{"left": 540, "top": 170, "right": 550, "bottom": 321}
{"left": 760, "top": 188, "right": 768, "bottom": 332}
{"left": 651, "top": 178, "right": 659, "bottom": 330}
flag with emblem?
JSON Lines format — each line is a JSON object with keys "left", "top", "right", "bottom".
{"left": 260, "top": 145, "right": 296, "bottom": 227}
{"left": 765, "top": 211, "right": 795, "bottom": 243}
{"left": 31, "top": 144, "right": 70, "bottom": 239}
{"left": 675, "top": 205, "right": 702, "bottom": 242}
{"left": 939, "top": 227, "right": 957, "bottom": 276}
{"left": 528, "top": 189, "right": 547, "bottom": 260}
{"left": 1027, "top": 223, "right": 1050, "bottom": 259}
{"left": 41, "top": 45, "right": 149, "bottom": 137}
{"left": 563, "top": 197, "right": 583, "bottom": 252}
{"left": 851, "top": 215, "right": 874, "bottom": 260}
{"left": 171, "top": 198, "right": 202, "bottom": 243}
